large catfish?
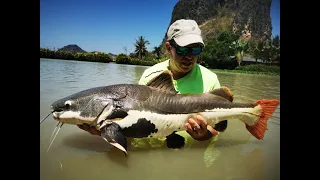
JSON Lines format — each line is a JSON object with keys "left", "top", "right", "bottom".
{"left": 42, "top": 70, "right": 280, "bottom": 155}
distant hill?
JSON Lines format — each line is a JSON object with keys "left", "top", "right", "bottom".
{"left": 57, "top": 44, "right": 87, "bottom": 53}
{"left": 108, "top": 53, "right": 117, "bottom": 60}
{"left": 57, "top": 45, "right": 118, "bottom": 59}
{"left": 108, "top": 53, "right": 117, "bottom": 57}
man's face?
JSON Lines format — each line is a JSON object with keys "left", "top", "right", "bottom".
{"left": 166, "top": 41, "right": 203, "bottom": 74}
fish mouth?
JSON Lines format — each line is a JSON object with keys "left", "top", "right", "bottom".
{"left": 52, "top": 110, "right": 64, "bottom": 121}
{"left": 51, "top": 106, "right": 63, "bottom": 118}
{"left": 51, "top": 110, "right": 97, "bottom": 125}
{"left": 52, "top": 112, "right": 59, "bottom": 118}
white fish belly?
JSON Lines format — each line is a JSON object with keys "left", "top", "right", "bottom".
{"left": 114, "top": 106, "right": 260, "bottom": 138}
{"left": 115, "top": 110, "right": 193, "bottom": 138}
{"left": 199, "top": 106, "right": 261, "bottom": 126}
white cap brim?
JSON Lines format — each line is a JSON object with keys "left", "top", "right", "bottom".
{"left": 174, "top": 34, "right": 204, "bottom": 47}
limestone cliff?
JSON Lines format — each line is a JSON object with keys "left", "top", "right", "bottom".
{"left": 164, "top": 0, "right": 272, "bottom": 42}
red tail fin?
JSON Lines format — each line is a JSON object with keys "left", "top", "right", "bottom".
{"left": 245, "top": 99, "right": 280, "bottom": 140}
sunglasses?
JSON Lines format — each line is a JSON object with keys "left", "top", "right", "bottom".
{"left": 170, "top": 43, "right": 203, "bottom": 56}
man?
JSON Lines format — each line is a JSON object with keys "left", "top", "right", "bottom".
{"left": 138, "top": 19, "right": 227, "bottom": 141}
{"left": 78, "top": 19, "right": 227, "bottom": 144}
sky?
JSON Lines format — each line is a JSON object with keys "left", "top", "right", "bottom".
{"left": 40, "top": 0, "right": 280, "bottom": 55}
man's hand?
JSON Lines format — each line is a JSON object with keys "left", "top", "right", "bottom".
{"left": 184, "top": 115, "right": 219, "bottom": 141}
{"left": 77, "top": 124, "right": 101, "bottom": 136}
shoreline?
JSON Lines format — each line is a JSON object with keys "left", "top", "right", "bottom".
{"left": 40, "top": 58, "right": 280, "bottom": 77}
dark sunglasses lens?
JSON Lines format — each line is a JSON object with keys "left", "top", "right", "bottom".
{"left": 191, "top": 47, "right": 202, "bottom": 55}
{"left": 172, "top": 43, "right": 202, "bottom": 56}
{"left": 176, "top": 47, "right": 188, "bottom": 56}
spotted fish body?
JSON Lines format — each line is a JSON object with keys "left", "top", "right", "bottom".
{"left": 109, "top": 88, "right": 257, "bottom": 139}
{"left": 50, "top": 70, "right": 280, "bottom": 155}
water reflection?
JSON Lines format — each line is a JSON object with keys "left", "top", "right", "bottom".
{"left": 40, "top": 58, "right": 280, "bottom": 180}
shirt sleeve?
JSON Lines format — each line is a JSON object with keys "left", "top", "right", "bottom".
{"left": 138, "top": 69, "right": 164, "bottom": 85}
{"left": 138, "top": 70, "right": 148, "bottom": 85}
{"left": 209, "top": 73, "right": 221, "bottom": 91}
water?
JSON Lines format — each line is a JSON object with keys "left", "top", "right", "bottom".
{"left": 40, "top": 58, "right": 280, "bottom": 180}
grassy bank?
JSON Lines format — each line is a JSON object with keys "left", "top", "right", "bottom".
{"left": 210, "top": 63, "right": 280, "bottom": 76}
{"left": 211, "top": 69, "right": 279, "bottom": 76}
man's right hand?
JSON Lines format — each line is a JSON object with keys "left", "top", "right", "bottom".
{"left": 77, "top": 124, "right": 101, "bottom": 136}
{"left": 185, "top": 115, "right": 219, "bottom": 141}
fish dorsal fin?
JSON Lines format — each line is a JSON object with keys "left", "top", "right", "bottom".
{"left": 208, "top": 86, "right": 234, "bottom": 102}
{"left": 146, "top": 70, "right": 178, "bottom": 93}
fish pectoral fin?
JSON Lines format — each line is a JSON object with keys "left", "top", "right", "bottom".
{"left": 100, "top": 122, "right": 128, "bottom": 156}
{"left": 165, "top": 132, "right": 185, "bottom": 149}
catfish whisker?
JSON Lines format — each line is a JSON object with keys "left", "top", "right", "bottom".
{"left": 50, "top": 122, "right": 61, "bottom": 142}
{"left": 47, "top": 122, "right": 64, "bottom": 152}
{"left": 40, "top": 111, "right": 53, "bottom": 124}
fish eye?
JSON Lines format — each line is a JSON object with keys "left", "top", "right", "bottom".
{"left": 65, "top": 100, "right": 72, "bottom": 109}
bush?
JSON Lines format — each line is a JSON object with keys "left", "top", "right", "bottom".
{"left": 116, "top": 53, "right": 130, "bottom": 64}
{"left": 129, "top": 58, "right": 159, "bottom": 66}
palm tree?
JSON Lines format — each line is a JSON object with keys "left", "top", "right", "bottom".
{"left": 230, "top": 39, "right": 249, "bottom": 66}
{"left": 153, "top": 46, "right": 161, "bottom": 59}
{"left": 134, "top": 36, "right": 150, "bottom": 59}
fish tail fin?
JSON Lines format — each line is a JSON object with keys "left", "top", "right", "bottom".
{"left": 245, "top": 99, "right": 280, "bottom": 140}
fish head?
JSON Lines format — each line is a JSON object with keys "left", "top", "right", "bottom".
{"left": 50, "top": 89, "right": 115, "bottom": 126}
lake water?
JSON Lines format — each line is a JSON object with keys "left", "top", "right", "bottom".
{"left": 40, "top": 58, "right": 280, "bottom": 180}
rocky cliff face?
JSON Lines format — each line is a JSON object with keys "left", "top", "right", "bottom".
{"left": 165, "top": 0, "right": 272, "bottom": 42}
{"left": 231, "top": 0, "right": 272, "bottom": 40}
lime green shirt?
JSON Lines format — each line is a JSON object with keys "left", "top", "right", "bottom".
{"left": 138, "top": 59, "right": 221, "bottom": 93}
{"left": 130, "top": 59, "right": 221, "bottom": 149}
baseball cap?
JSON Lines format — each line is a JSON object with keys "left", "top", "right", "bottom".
{"left": 167, "top": 19, "right": 204, "bottom": 47}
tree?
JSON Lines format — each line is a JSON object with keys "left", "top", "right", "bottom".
{"left": 252, "top": 40, "right": 264, "bottom": 62}
{"left": 152, "top": 46, "right": 161, "bottom": 59}
{"left": 262, "top": 36, "right": 280, "bottom": 65}
{"left": 272, "top": 35, "right": 280, "bottom": 48}
{"left": 229, "top": 39, "right": 249, "bottom": 66}
{"left": 199, "top": 30, "right": 237, "bottom": 69}
{"left": 134, "top": 36, "right": 150, "bottom": 59}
